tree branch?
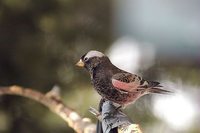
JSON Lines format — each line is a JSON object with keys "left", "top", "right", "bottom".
{"left": 0, "top": 85, "right": 96, "bottom": 133}
{"left": 0, "top": 85, "right": 143, "bottom": 133}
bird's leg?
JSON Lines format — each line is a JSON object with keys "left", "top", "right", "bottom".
{"left": 112, "top": 102, "right": 124, "bottom": 110}
{"left": 96, "top": 98, "right": 105, "bottom": 133}
{"left": 99, "top": 99, "right": 105, "bottom": 111}
{"left": 106, "top": 103, "right": 124, "bottom": 116}
{"left": 115, "top": 105, "right": 123, "bottom": 111}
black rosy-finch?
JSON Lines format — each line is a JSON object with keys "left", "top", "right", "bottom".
{"left": 76, "top": 50, "right": 170, "bottom": 106}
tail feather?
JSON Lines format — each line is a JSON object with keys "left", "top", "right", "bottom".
{"left": 147, "top": 81, "right": 172, "bottom": 94}
{"left": 149, "top": 87, "right": 172, "bottom": 94}
{"left": 148, "top": 81, "right": 161, "bottom": 88}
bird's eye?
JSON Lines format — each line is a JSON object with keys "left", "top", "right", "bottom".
{"left": 84, "top": 57, "right": 89, "bottom": 61}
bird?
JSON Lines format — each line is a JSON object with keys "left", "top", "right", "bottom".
{"left": 76, "top": 50, "right": 171, "bottom": 133}
{"left": 76, "top": 50, "right": 171, "bottom": 106}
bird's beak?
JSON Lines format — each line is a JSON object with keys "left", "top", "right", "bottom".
{"left": 76, "top": 59, "right": 85, "bottom": 67}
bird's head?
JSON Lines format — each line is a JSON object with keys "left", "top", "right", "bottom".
{"left": 76, "top": 50, "right": 110, "bottom": 72}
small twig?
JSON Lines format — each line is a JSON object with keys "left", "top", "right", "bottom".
{"left": 89, "top": 107, "right": 102, "bottom": 121}
{"left": 0, "top": 85, "right": 96, "bottom": 133}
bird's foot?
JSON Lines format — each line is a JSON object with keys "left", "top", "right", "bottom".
{"left": 106, "top": 103, "right": 124, "bottom": 117}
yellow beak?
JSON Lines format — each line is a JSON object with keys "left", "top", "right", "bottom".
{"left": 76, "top": 59, "right": 85, "bottom": 67}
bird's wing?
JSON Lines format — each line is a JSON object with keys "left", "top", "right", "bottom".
{"left": 111, "top": 72, "right": 171, "bottom": 94}
{"left": 111, "top": 72, "right": 146, "bottom": 92}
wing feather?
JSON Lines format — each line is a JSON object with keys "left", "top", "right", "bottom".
{"left": 111, "top": 72, "right": 170, "bottom": 94}
{"left": 112, "top": 73, "right": 142, "bottom": 92}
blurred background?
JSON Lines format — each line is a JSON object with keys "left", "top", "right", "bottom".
{"left": 0, "top": 0, "right": 200, "bottom": 133}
